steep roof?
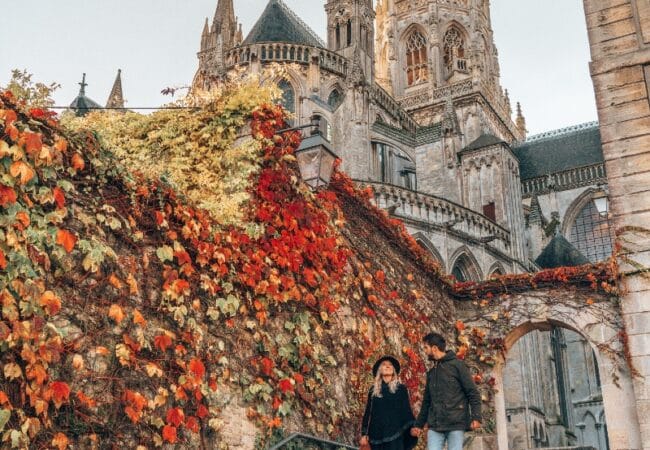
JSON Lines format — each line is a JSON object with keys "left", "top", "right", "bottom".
{"left": 535, "top": 234, "right": 589, "bottom": 269}
{"left": 462, "top": 134, "right": 507, "bottom": 153}
{"left": 243, "top": 0, "right": 325, "bottom": 47}
{"left": 105, "top": 69, "right": 125, "bottom": 109}
{"left": 514, "top": 122, "right": 603, "bottom": 180}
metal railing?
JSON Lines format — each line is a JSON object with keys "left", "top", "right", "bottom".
{"left": 267, "top": 433, "right": 357, "bottom": 450}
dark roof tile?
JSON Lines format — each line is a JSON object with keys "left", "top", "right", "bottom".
{"left": 243, "top": 0, "right": 324, "bottom": 47}
{"left": 535, "top": 234, "right": 589, "bottom": 269}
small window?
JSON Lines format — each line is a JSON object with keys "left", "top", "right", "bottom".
{"left": 483, "top": 202, "right": 496, "bottom": 222}
{"left": 347, "top": 20, "right": 352, "bottom": 46}
{"left": 327, "top": 89, "right": 343, "bottom": 109}
{"left": 278, "top": 79, "right": 295, "bottom": 124}
{"left": 313, "top": 115, "right": 332, "bottom": 142}
{"left": 336, "top": 23, "right": 341, "bottom": 49}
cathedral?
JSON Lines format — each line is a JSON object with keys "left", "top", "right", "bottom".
{"left": 192, "top": 1, "right": 611, "bottom": 448}
{"left": 69, "top": 1, "right": 614, "bottom": 448}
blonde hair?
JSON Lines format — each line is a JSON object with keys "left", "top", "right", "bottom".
{"left": 372, "top": 365, "right": 401, "bottom": 398}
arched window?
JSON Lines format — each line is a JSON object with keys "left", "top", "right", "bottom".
{"left": 346, "top": 20, "right": 352, "bottom": 46}
{"left": 327, "top": 88, "right": 343, "bottom": 109}
{"left": 335, "top": 23, "right": 341, "bottom": 49}
{"left": 443, "top": 26, "right": 466, "bottom": 74}
{"left": 568, "top": 201, "right": 612, "bottom": 263}
{"left": 312, "top": 114, "right": 332, "bottom": 142}
{"left": 451, "top": 253, "right": 480, "bottom": 282}
{"left": 278, "top": 79, "right": 295, "bottom": 118}
{"left": 405, "top": 30, "right": 428, "bottom": 86}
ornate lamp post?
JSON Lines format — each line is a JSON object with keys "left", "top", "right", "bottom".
{"left": 279, "top": 114, "right": 338, "bottom": 188}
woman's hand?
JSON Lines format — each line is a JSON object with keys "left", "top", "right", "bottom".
{"left": 360, "top": 435, "right": 369, "bottom": 446}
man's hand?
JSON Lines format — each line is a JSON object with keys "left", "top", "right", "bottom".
{"left": 410, "top": 427, "right": 422, "bottom": 437}
{"left": 470, "top": 420, "right": 481, "bottom": 431}
{"left": 360, "top": 436, "right": 369, "bottom": 446}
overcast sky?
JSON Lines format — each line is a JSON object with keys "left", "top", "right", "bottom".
{"left": 0, "top": 0, "right": 596, "bottom": 135}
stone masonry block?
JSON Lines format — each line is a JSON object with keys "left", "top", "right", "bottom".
{"left": 628, "top": 333, "right": 650, "bottom": 357}
{"left": 623, "top": 311, "right": 650, "bottom": 335}
{"left": 586, "top": 2, "right": 634, "bottom": 29}
{"left": 584, "top": 0, "right": 631, "bottom": 16}
{"left": 620, "top": 289, "right": 650, "bottom": 313}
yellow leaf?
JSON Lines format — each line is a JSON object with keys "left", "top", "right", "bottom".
{"left": 72, "top": 354, "right": 84, "bottom": 370}
{"left": 145, "top": 362, "right": 163, "bottom": 378}
{"left": 9, "top": 161, "right": 35, "bottom": 185}
{"left": 3, "top": 363, "right": 22, "bottom": 380}
{"left": 126, "top": 273, "right": 139, "bottom": 295}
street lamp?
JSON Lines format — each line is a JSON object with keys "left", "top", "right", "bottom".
{"left": 592, "top": 188, "right": 609, "bottom": 218}
{"left": 279, "top": 114, "right": 338, "bottom": 189}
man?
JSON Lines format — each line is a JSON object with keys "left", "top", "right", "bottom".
{"left": 410, "top": 332, "right": 481, "bottom": 450}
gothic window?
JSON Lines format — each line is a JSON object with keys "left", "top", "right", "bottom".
{"left": 568, "top": 201, "right": 613, "bottom": 263}
{"left": 313, "top": 115, "right": 332, "bottom": 142}
{"left": 443, "top": 26, "right": 466, "bottom": 74}
{"left": 405, "top": 30, "right": 428, "bottom": 86}
{"left": 371, "top": 142, "right": 388, "bottom": 182}
{"left": 451, "top": 254, "right": 478, "bottom": 282}
{"left": 336, "top": 23, "right": 341, "bottom": 49}
{"left": 347, "top": 19, "right": 352, "bottom": 46}
{"left": 278, "top": 80, "right": 295, "bottom": 122}
{"left": 328, "top": 88, "right": 343, "bottom": 109}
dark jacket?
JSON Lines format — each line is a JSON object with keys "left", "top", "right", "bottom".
{"left": 361, "top": 382, "right": 418, "bottom": 449}
{"left": 414, "top": 351, "right": 481, "bottom": 432}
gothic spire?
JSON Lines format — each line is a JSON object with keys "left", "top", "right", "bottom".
{"left": 78, "top": 73, "right": 88, "bottom": 96}
{"left": 516, "top": 102, "right": 527, "bottom": 138}
{"left": 105, "top": 69, "right": 125, "bottom": 109}
{"left": 210, "top": 0, "right": 239, "bottom": 51}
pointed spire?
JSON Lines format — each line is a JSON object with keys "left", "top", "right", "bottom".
{"left": 528, "top": 193, "right": 543, "bottom": 225}
{"left": 516, "top": 102, "right": 527, "bottom": 138}
{"left": 210, "top": 0, "right": 240, "bottom": 52}
{"left": 442, "top": 96, "right": 461, "bottom": 135}
{"left": 78, "top": 73, "right": 88, "bottom": 96}
{"left": 105, "top": 69, "right": 125, "bottom": 109}
{"left": 504, "top": 89, "right": 512, "bottom": 116}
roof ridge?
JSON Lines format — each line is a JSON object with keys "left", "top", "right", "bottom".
{"left": 526, "top": 121, "right": 599, "bottom": 143}
{"left": 274, "top": 0, "right": 325, "bottom": 47}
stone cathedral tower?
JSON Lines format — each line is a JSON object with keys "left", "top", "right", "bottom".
{"left": 325, "top": 0, "right": 376, "bottom": 84}
{"left": 375, "top": 0, "right": 525, "bottom": 144}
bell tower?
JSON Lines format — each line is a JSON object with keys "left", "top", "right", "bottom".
{"left": 325, "top": 0, "right": 375, "bottom": 84}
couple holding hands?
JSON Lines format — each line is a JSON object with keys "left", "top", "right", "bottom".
{"left": 360, "top": 333, "right": 481, "bottom": 450}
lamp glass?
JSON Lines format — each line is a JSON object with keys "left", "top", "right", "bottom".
{"left": 593, "top": 197, "right": 608, "bottom": 217}
{"left": 296, "top": 148, "right": 320, "bottom": 185}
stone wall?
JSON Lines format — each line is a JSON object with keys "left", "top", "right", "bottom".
{"left": 583, "top": 0, "right": 650, "bottom": 447}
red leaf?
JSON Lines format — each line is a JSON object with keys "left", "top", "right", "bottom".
{"left": 162, "top": 425, "right": 178, "bottom": 443}
{"left": 278, "top": 378, "right": 294, "bottom": 394}
{"left": 24, "top": 131, "right": 42, "bottom": 155}
{"left": 0, "top": 185, "right": 17, "bottom": 207}
{"left": 49, "top": 381, "right": 71, "bottom": 408}
{"left": 260, "top": 357, "right": 274, "bottom": 376}
{"left": 53, "top": 187, "right": 65, "bottom": 209}
{"left": 154, "top": 334, "right": 173, "bottom": 352}
{"left": 0, "top": 250, "right": 6, "bottom": 270}
{"left": 188, "top": 358, "right": 206, "bottom": 380}
{"left": 166, "top": 407, "right": 185, "bottom": 427}
{"left": 186, "top": 416, "right": 200, "bottom": 433}
{"left": 196, "top": 404, "right": 209, "bottom": 419}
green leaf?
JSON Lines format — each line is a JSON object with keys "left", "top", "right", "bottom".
{"left": 156, "top": 245, "right": 174, "bottom": 262}
{"left": 0, "top": 409, "right": 10, "bottom": 432}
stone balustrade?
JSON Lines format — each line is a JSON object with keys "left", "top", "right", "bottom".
{"left": 521, "top": 163, "right": 607, "bottom": 197}
{"left": 224, "top": 43, "right": 348, "bottom": 77}
{"left": 355, "top": 180, "right": 512, "bottom": 254}
{"left": 371, "top": 83, "right": 418, "bottom": 132}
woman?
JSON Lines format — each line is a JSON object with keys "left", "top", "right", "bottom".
{"left": 360, "top": 356, "right": 418, "bottom": 450}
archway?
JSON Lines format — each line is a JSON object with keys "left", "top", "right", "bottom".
{"left": 465, "top": 291, "right": 643, "bottom": 450}
{"left": 449, "top": 247, "right": 482, "bottom": 281}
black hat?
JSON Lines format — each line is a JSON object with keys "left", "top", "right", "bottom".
{"left": 372, "top": 355, "right": 401, "bottom": 377}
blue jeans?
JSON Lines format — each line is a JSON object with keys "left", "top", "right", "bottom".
{"left": 427, "top": 429, "right": 464, "bottom": 450}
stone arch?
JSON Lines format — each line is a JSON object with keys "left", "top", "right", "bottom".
{"left": 560, "top": 187, "right": 599, "bottom": 237}
{"left": 441, "top": 21, "right": 469, "bottom": 76}
{"left": 309, "top": 108, "right": 333, "bottom": 142}
{"left": 478, "top": 295, "right": 641, "bottom": 450}
{"left": 448, "top": 246, "right": 483, "bottom": 281}
{"left": 398, "top": 23, "right": 430, "bottom": 90}
{"left": 326, "top": 85, "right": 344, "bottom": 111}
{"left": 412, "top": 232, "right": 444, "bottom": 264}
{"left": 487, "top": 262, "right": 506, "bottom": 277}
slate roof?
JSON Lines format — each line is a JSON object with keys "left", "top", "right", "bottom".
{"left": 461, "top": 134, "right": 506, "bottom": 153}
{"left": 243, "top": 0, "right": 325, "bottom": 47}
{"left": 69, "top": 74, "right": 102, "bottom": 117}
{"left": 535, "top": 234, "right": 589, "bottom": 269}
{"left": 514, "top": 122, "right": 603, "bottom": 180}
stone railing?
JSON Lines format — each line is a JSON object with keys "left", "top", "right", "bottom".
{"left": 354, "top": 180, "right": 512, "bottom": 254}
{"left": 224, "top": 43, "right": 348, "bottom": 77}
{"left": 399, "top": 79, "right": 474, "bottom": 111}
{"left": 521, "top": 163, "right": 607, "bottom": 197}
{"left": 371, "top": 83, "right": 418, "bottom": 132}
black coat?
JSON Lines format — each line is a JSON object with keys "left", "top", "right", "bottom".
{"left": 415, "top": 351, "right": 482, "bottom": 432}
{"left": 361, "top": 382, "right": 418, "bottom": 449}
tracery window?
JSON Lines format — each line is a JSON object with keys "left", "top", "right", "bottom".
{"left": 568, "top": 201, "right": 613, "bottom": 263}
{"left": 278, "top": 80, "right": 295, "bottom": 123}
{"left": 405, "top": 30, "right": 428, "bottom": 86}
{"left": 327, "top": 88, "right": 343, "bottom": 109}
{"left": 443, "top": 27, "right": 465, "bottom": 73}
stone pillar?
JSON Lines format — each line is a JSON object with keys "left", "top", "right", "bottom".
{"left": 584, "top": 0, "right": 650, "bottom": 447}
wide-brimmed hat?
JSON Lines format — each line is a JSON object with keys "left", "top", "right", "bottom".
{"left": 372, "top": 355, "right": 401, "bottom": 376}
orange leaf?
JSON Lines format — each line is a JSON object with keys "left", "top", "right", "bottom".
{"left": 108, "top": 274, "right": 123, "bottom": 289}
{"left": 162, "top": 425, "right": 178, "bottom": 444}
{"left": 9, "top": 161, "right": 35, "bottom": 185}
{"left": 15, "top": 210, "right": 30, "bottom": 227}
{"left": 154, "top": 334, "right": 173, "bottom": 352}
{"left": 133, "top": 309, "right": 146, "bottom": 326}
{"left": 108, "top": 304, "right": 125, "bottom": 324}
{"left": 52, "top": 432, "right": 69, "bottom": 450}
{"left": 54, "top": 137, "right": 68, "bottom": 153}
{"left": 39, "top": 290, "right": 61, "bottom": 316}
{"left": 49, "top": 381, "right": 71, "bottom": 408}
{"left": 24, "top": 131, "right": 42, "bottom": 156}
{"left": 0, "top": 249, "right": 6, "bottom": 270}
{"left": 53, "top": 187, "right": 65, "bottom": 209}
{"left": 76, "top": 391, "right": 97, "bottom": 408}
{"left": 185, "top": 416, "right": 200, "bottom": 433}
{"left": 0, "top": 185, "right": 17, "bottom": 207}
{"left": 0, "top": 390, "right": 9, "bottom": 405}
{"left": 166, "top": 407, "right": 185, "bottom": 427}
{"left": 56, "top": 229, "right": 77, "bottom": 253}
{"left": 26, "top": 363, "right": 48, "bottom": 386}
{"left": 95, "top": 346, "right": 110, "bottom": 356}
{"left": 71, "top": 153, "right": 85, "bottom": 171}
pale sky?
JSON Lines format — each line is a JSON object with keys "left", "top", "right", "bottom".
{"left": 0, "top": 0, "right": 596, "bottom": 135}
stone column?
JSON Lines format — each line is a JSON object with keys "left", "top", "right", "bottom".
{"left": 584, "top": 0, "right": 650, "bottom": 447}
